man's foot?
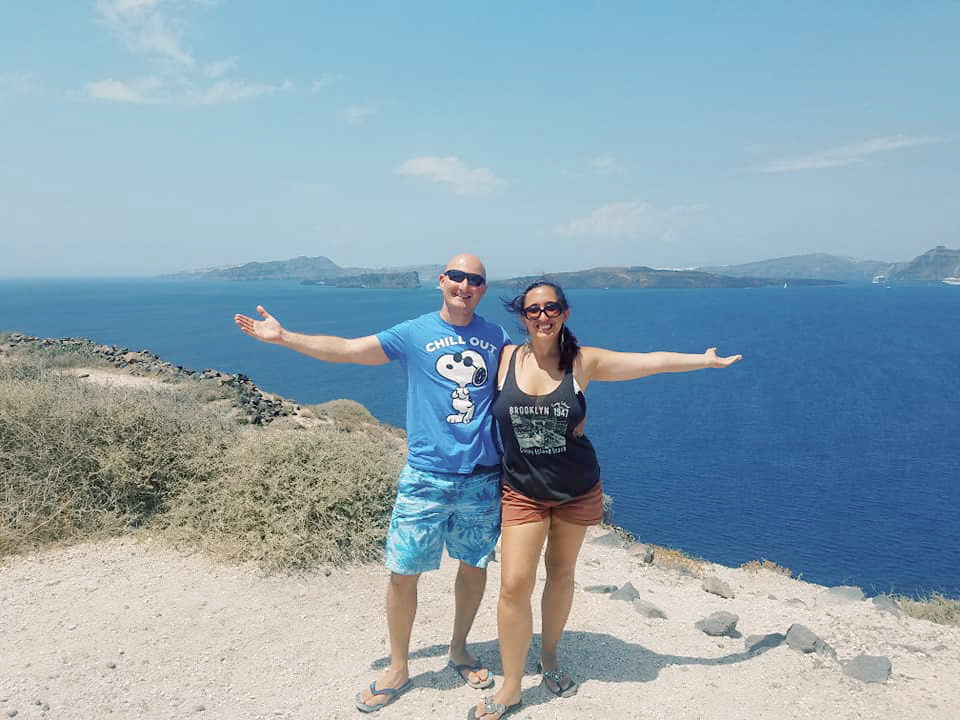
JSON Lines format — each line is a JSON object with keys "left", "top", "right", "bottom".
{"left": 467, "top": 693, "right": 522, "bottom": 720}
{"left": 354, "top": 669, "right": 411, "bottom": 713}
{"left": 447, "top": 651, "right": 493, "bottom": 689}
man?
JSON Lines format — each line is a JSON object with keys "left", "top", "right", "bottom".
{"left": 234, "top": 253, "right": 510, "bottom": 713}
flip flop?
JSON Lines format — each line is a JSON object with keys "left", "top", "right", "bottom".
{"left": 354, "top": 679, "right": 412, "bottom": 713}
{"left": 447, "top": 657, "right": 495, "bottom": 689}
{"left": 537, "top": 662, "right": 578, "bottom": 698}
{"left": 466, "top": 696, "right": 522, "bottom": 720}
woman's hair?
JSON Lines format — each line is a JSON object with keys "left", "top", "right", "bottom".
{"left": 503, "top": 280, "right": 580, "bottom": 372}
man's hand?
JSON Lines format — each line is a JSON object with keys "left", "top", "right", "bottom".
{"left": 234, "top": 305, "right": 284, "bottom": 344}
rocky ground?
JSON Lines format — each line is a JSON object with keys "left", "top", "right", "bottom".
{"left": 2, "top": 527, "right": 958, "bottom": 720}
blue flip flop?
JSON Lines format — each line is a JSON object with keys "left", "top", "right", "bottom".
{"left": 448, "top": 658, "right": 495, "bottom": 689}
{"left": 354, "top": 679, "right": 412, "bottom": 713}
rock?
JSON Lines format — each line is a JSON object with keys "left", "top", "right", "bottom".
{"left": 695, "top": 611, "right": 739, "bottom": 637}
{"left": 842, "top": 655, "right": 892, "bottom": 684}
{"left": 871, "top": 594, "right": 902, "bottom": 617}
{"left": 590, "top": 531, "right": 628, "bottom": 548}
{"left": 702, "top": 575, "right": 735, "bottom": 598}
{"left": 785, "top": 624, "right": 836, "bottom": 658}
{"left": 601, "top": 493, "right": 615, "bottom": 524}
{"left": 583, "top": 584, "right": 618, "bottom": 594}
{"left": 632, "top": 599, "right": 667, "bottom": 619}
{"left": 819, "top": 586, "right": 865, "bottom": 606}
{"left": 609, "top": 582, "right": 641, "bottom": 602}
{"left": 627, "top": 543, "right": 655, "bottom": 563}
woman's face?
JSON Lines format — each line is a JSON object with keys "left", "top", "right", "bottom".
{"left": 521, "top": 285, "right": 569, "bottom": 342}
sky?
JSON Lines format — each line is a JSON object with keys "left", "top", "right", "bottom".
{"left": 1, "top": 1, "right": 958, "bottom": 278}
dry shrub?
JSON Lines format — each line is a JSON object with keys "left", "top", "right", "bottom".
{"left": 0, "top": 355, "right": 230, "bottom": 555}
{"left": 741, "top": 559, "right": 794, "bottom": 578}
{"left": 897, "top": 593, "right": 960, "bottom": 626}
{"left": 1, "top": 348, "right": 406, "bottom": 572}
{"left": 161, "top": 423, "right": 404, "bottom": 571}
{"left": 308, "top": 398, "right": 404, "bottom": 437}
{"left": 651, "top": 545, "right": 705, "bottom": 578}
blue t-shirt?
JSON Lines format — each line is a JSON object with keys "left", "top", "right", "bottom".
{"left": 378, "top": 311, "right": 511, "bottom": 474}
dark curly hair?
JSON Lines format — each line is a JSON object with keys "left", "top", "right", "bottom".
{"left": 503, "top": 279, "right": 580, "bottom": 372}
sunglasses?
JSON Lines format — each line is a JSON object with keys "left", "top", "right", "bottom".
{"left": 443, "top": 269, "right": 486, "bottom": 287}
{"left": 522, "top": 301, "right": 564, "bottom": 319}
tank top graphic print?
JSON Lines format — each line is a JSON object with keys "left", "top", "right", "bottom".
{"left": 492, "top": 348, "right": 600, "bottom": 502}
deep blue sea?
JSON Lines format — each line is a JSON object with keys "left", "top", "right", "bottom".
{"left": 2, "top": 278, "right": 958, "bottom": 599}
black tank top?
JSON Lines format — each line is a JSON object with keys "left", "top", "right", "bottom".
{"left": 492, "top": 348, "right": 600, "bottom": 501}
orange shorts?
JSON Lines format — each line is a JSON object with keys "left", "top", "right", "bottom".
{"left": 501, "top": 480, "right": 604, "bottom": 527}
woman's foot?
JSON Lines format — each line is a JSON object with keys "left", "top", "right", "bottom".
{"left": 467, "top": 691, "right": 522, "bottom": 720}
{"left": 538, "top": 659, "right": 579, "bottom": 698}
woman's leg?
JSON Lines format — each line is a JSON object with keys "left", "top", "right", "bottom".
{"left": 539, "top": 517, "right": 588, "bottom": 673}
{"left": 473, "top": 519, "right": 548, "bottom": 718}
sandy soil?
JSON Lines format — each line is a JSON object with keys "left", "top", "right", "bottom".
{"left": 2, "top": 526, "right": 958, "bottom": 720}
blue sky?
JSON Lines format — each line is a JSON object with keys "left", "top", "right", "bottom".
{"left": 2, "top": 1, "right": 958, "bottom": 278}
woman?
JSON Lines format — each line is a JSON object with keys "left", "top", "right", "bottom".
{"left": 468, "top": 280, "right": 741, "bottom": 720}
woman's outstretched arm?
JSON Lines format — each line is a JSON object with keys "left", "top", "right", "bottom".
{"left": 578, "top": 346, "right": 741, "bottom": 386}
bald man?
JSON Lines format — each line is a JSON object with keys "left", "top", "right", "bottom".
{"left": 235, "top": 253, "right": 510, "bottom": 712}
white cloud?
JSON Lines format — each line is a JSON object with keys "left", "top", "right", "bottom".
{"left": 203, "top": 57, "right": 237, "bottom": 79}
{"left": 85, "top": 76, "right": 163, "bottom": 103}
{"left": 553, "top": 200, "right": 699, "bottom": 238}
{"left": 395, "top": 156, "right": 503, "bottom": 196}
{"left": 96, "top": 0, "right": 194, "bottom": 66}
{"left": 90, "top": 2, "right": 291, "bottom": 106}
{"left": 756, "top": 135, "right": 938, "bottom": 173}
{"left": 342, "top": 104, "right": 377, "bottom": 125}
{"left": 186, "top": 79, "right": 294, "bottom": 104}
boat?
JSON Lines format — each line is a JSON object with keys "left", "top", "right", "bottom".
{"left": 872, "top": 274, "right": 887, "bottom": 285}
{"left": 942, "top": 277, "right": 960, "bottom": 286}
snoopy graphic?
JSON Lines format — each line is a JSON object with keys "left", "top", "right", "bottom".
{"left": 435, "top": 350, "right": 488, "bottom": 424}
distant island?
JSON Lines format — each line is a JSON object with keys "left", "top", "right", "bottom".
{"left": 163, "top": 245, "right": 960, "bottom": 289}
{"left": 302, "top": 271, "right": 421, "bottom": 289}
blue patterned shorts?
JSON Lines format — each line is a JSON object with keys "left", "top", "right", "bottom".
{"left": 385, "top": 463, "right": 502, "bottom": 575}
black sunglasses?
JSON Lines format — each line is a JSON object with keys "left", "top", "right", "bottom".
{"left": 443, "top": 269, "right": 486, "bottom": 287}
{"left": 522, "top": 301, "right": 564, "bottom": 319}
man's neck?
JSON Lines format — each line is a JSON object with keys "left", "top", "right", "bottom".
{"left": 439, "top": 307, "right": 475, "bottom": 327}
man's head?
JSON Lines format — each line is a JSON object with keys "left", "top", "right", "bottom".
{"left": 438, "top": 253, "right": 487, "bottom": 324}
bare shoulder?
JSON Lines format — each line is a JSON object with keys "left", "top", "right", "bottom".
{"left": 497, "top": 344, "right": 519, "bottom": 386}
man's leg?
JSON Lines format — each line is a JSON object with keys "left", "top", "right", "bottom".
{"left": 356, "top": 571, "right": 420, "bottom": 709}
{"left": 448, "top": 561, "right": 489, "bottom": 685}
{"left": 445, "top": 468, "right": 502, "bottom": 687}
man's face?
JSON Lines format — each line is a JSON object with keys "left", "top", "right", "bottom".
{"left": 439, "top": 257, "right": 487, "bottom": 316}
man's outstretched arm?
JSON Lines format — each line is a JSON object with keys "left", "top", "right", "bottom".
{"left": 234, "top": 305, "right": 389, "bottom": 366}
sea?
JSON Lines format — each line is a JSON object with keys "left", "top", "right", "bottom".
{"left": 2, "top": 278, "right": 958, "bottom": 599}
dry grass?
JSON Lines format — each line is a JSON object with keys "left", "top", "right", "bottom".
{"left": 897, "top": 593, "right": 960, "bottom": 626}
{"left": 0, "top": 347, "right": 405, "bottom": 571}
{"left": 651, "top": 545, "right": 706, "bottom": 578}
{"left": 741, "top": 558, "right": 794, "bottom": 578}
